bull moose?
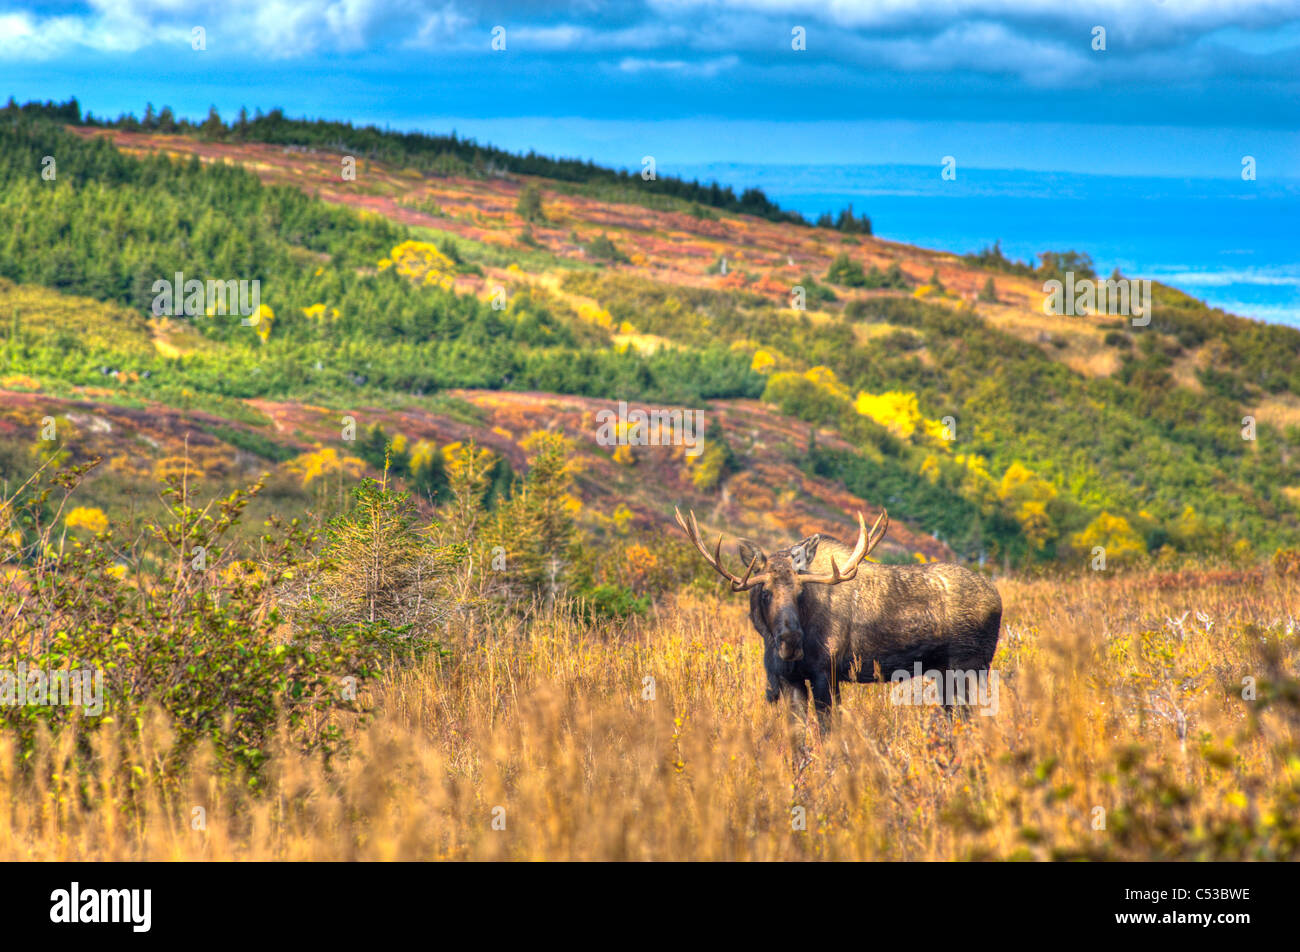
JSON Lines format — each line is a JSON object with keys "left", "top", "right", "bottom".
{"left": 675, "top": 507, "right": 1001, "bottom": 723}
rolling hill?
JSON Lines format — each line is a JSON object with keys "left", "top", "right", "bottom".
{"left": 3, "top": 99, "right": 1300, "bottom": 568}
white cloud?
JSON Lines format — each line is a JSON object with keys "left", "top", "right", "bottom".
{"left": 2, "top": 0, "right": 428, "bottom": 59}
{"left": 1, "top": 11, "right": 101, "bottom": 57}
{"left": 2, "top": 0, "right": 1297, "bottom": 72}
{"left": 651, "top": 0, "right": 1300, "bottom": 35}
{"left": 847, "top": 21, "right": 1092, "bottom": 86}
{"left": 617, "top": 54, "right": 739, "bottom": 76}
{"left": 511, "top": 24, "right": 588, "bottom": 49}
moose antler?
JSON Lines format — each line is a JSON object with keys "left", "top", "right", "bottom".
{"left": 674, "top": 507, "right": 770, "bottom": 591}
{"left": 795, "top": 509, "right": 888, "bottom": 585}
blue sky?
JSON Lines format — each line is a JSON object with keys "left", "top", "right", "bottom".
{"left": 3, "top": 1, "right": 1299, "bottom": 177}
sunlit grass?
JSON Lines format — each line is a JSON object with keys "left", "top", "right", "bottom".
{"left": 2, "top": 569, "right": 1297, "bottom": 861}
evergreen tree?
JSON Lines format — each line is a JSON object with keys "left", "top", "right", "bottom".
{"left": 516, "top": 184, "right": 545, "bottom": 223}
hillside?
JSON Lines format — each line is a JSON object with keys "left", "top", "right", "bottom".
{"left": 3, "top": 101, "right": 1300, "bottom": 566}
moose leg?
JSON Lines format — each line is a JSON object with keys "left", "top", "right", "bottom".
{"left": 810, "top": 674, "right": 835, "bottom": 730}
{"left": 941, "top": 665, "right": 983, "bottom": 720}
{"left": 777, "top": 678, "right": 810, "bottom": 722}
{"left": 938, "top": 672, "right": 958, "bottom": 723}
{"left": 765, "top": 672, "right": 781, "bottom": 703}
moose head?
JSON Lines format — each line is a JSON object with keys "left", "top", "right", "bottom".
{"left": 674, "top": 507, "right": 888, "bottom": 662}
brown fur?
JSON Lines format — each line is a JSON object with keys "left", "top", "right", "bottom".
{"left": 735, "top": 532, "right": 1002, "bottom": 722}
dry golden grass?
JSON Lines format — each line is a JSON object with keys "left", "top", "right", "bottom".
{"left": 2, "top": 570, "right": 1298, "bottom": 861}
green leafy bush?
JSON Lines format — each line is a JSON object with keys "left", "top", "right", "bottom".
{"left": 826, "top": 253, "right": 867, "bottom": 287}
{"left": 0, "top": 459, "right": 384, "bottom": 780}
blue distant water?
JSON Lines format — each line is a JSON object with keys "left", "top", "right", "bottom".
{"left": 675, "top": 163, "right": 1300, "bottom": 327}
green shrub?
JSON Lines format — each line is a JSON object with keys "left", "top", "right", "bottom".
{"left": 826, "top": 253, "right": 866, "bottom": 287}
{"left": 0, "top": 459, "right": 384, "bottom": 781}
{"left": 571, "top": 583, "right": 650, "bottom": 620}
{"left": 318, "top": 463, "right": 465, "bottom": 640}
{"left": 516, "top": 184, "right": 545, "bottom": 223}
{"left": 585, "top": 233, "right": 628, "bottom": 263}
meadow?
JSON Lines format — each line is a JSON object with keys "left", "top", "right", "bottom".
{"left": 1, "top": 101, "right": 1298, "bottom": 863}
{"left": 3, "top": 565, "right": 1296, "bottom": 861}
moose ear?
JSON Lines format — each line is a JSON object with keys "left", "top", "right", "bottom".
{"left": 736, "top": 539, "right": 767, "bottom": 573}
{"left": 790, "top": 534, "right": 821, "bottom": 571}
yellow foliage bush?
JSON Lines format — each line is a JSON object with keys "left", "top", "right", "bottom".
{"left": 285, "top": 446, "right": 366, "bottom": 487}
{"left": 577, "top": 302, "right": 614, "bottom": 329}
{"left": 1071, "top": 511, "right": 1146, "bottom": 564}
{"left": 381, "top": 240, "right": 457, "bottom": 291}
{"left": 920, "top": 454, "right": 942, "bottom": 484}
{"left": 854, "top": 389, "right": 946, "bottom": 444}
{"left": 65, "top": 506, "right": 108, "bottom": 534}
{"left": 955, "top": 453, "right": 998, "bottom": 513}
{"left": 251, "top": 304, "right": 274, "bottom": 343}
{"left": 442, "top": 440, "right": 497, "bottom": 480}
{"left": 687, "top": 441, "right": 729, "bottom": 491}
{"left": 998, "top": 462, "right": 1059, "bottom": 550}
{"left": 301, "top": 303, "right": 340, "bottom": 321}
{"left": 610, "top": 503, "right": 635, "bottom": 534}
{"left": 804, "top": 365, "right": 848, "bottom": 397}
{"left": 408, "top": 439, "right": 439, "bottom": 477}
{"left": 0, "top": 374, "right": 41, "bottom": 391}
{"left": 152, "top": 338, "right": 183, "bottom": 359}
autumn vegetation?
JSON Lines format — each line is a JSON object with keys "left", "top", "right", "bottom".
{"left": 2, "top": 442, "right": 1298, "bottom": 860}
{"left": 1, "top": 99, "right": 1299, "bottom": 860}
{"left": 2, "top": 449, "right": 1299, "bottom": 859}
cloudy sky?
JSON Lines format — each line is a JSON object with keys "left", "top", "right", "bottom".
{"left": 3, "top": 1, "right": 1299, "bottom": 175}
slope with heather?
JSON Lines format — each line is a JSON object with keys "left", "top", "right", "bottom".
{"left": 3, "top": 101, "right": 1300, "bottom": 565}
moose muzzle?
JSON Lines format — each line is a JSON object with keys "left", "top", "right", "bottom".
{"left": 776, "top": 630, "right": 803, "bottom": 662}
